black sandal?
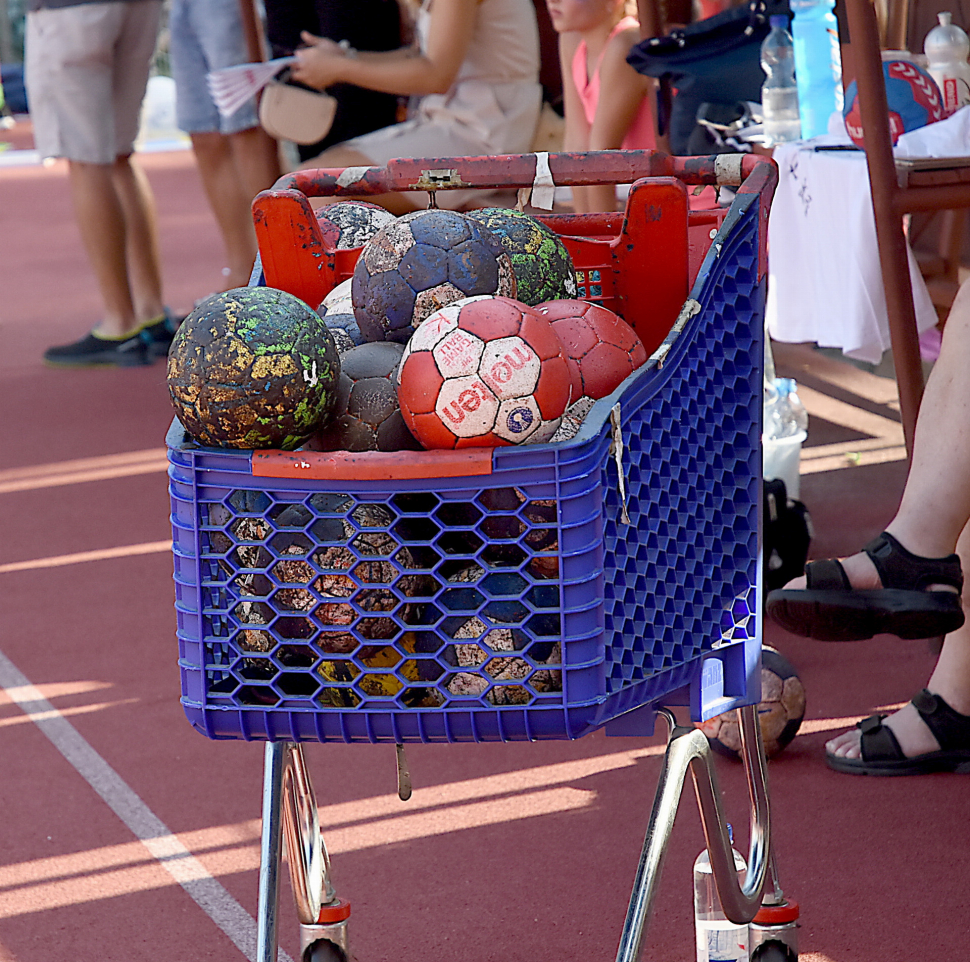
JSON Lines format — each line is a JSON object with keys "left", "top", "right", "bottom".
{"left": 766, "top": 531, "right": 964, "bottom": 641}
{"left": 826, "top": 689, "right": 970, "bottom": 775}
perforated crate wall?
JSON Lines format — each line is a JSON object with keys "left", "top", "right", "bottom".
{"left": 169, "top": 192, "right": 765, "bottom": 744}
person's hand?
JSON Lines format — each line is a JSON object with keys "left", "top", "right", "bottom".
{"left": 291, "top": 31, "right": 349, "bottom": 89}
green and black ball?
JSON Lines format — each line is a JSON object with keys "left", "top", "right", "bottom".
{"left": 466, "top": 207, "right": 577, "bottom": 306}
{"left": 167, "top": 287, "right": 340, "bottom": 450}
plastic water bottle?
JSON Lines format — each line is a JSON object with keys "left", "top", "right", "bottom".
{"left": 760, "top": 16, "right": 802, "bottom": 145}
{"left": 924, "top": 12, "right": 970, "bottom": 115}
{"left": 693, "top": 824, "right": 749, "bottom": 962}
{"left": 791, "top": 0, "right": 844, "bottom": 138}
{"left": 775, "top": 378, "right": 808, "bottom": 436}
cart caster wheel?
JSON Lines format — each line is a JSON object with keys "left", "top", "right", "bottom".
{"left": 303, "top": 939, "right": 347, "bottom": 962}
{"left": 750, "top": 940, "right": 796, "bottom": 962}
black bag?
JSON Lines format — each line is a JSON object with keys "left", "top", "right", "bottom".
{"left": 627, "top": 0, "right": 791, "bottom": 154}
{"left": 763, "top": 477, "right": 812, "bottom": 595}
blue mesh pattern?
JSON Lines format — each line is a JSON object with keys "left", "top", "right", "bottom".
{"left": 601, "top": 203, "right": 762, "bottom": 696}
{"left": 168, "top": 189, "right": 766, "bottom": 744}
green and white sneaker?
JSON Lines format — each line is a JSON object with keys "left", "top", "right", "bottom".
{"left": 43, "top": 329, "right": 149, "bottom": 368}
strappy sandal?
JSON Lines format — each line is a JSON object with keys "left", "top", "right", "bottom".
{"left": 765, "top": 531, "right": 964, "bottom": 641}
{"left": 826, "top": 689, "right": 970, "bottom": 775}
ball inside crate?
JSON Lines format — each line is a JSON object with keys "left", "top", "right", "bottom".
{"left": 465, "top": 207, "right": 577, "bottom": 306}
{"left": 397, "top": 295, "right": 572, "bottom": 448}
{"left": 202, "top": 480, "right": 569, "bottom": 712}
{"left": 308, "top": 341, "right": 422, "bottom": 452}
{"left": 351, "top": 209, "right": 516, "bottom": 343}
{"left": 315, "top": 200, "right": 396, "bottom": 249}
{"left": 167, "top": 287, "right": 340, "bottom": 450}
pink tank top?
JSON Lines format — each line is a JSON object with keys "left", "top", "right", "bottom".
{"left": 571, "top": 16, "right": 657, "bottom": 150}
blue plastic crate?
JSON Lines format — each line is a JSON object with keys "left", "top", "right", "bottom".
{"left": 168, "top": 160, "right": 772, "bottom": 743}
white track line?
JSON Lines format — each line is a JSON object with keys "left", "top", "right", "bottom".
{"left": 0, "top": 650, "right": 293, "bottom": 962}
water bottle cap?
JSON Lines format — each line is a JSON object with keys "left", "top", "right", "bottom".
{"left": 768, "top": 14, "right": 789, "bottom": 29}
{"left": 790, "top": 0, "right": 834, "bottom": 11}
{"left": 924, "top": 12, "right": 970, "bottom": 60}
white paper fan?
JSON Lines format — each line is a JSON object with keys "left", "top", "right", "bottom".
{"left": 207, "top": 57, "right": 297, "bottom": 119}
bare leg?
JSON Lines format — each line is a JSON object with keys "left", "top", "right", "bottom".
{"left": 299, "top": 145, "right": 421, "bottom": 216}
{"left": 810, "top": 279, "right": 970, "bottom": 759}
{"left": 229, "top": 126, "right": 281, "bottom": 201}
{"left": 787, "top": 277, "right": 970, "bottom": 594}
{"left": 111, "top": 153, "right": 164, "bottom": 323}
{"left": 67, "top": 159, "right": 136, "bottom": 336}
{"left": 191, "top": 131, "right": 264, "bottom": 289}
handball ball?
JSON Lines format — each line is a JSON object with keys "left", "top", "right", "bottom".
{"left": 696, "top": 647, "right": 806, "bottom": 759}
{"left": 351, "top": 209, "right": 516, "bottom": 344}
{"left": 309, "top": 341, "right": 422, "bottom": 453}
{"left": 167, "top": 287, "right": 340, "bottom": 450}
{"left": 843, "top": 59, "right": 944, "bottom": 148}
{"left": 465, "top": 207, "right": 577, "bottom": 306}
{"left": 314, "top": 200, "right": 396, "bottom": 249}
{"left": 397, "top": 295, "right": 572, "bottom": 448}
{"left": 318, "top": 278, "right": 364, "bottom": 353}
{"left": 539, "top": 299, "right": 647, "bottom": 404}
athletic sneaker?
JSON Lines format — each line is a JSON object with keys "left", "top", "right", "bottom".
{"left": 139, "top": 309, "right": 182, "bottom": 360}
{"left": 43, "top": 329, "right": 149, "bottom": 368}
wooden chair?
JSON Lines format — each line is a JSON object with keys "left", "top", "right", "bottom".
{"left": 845, "top": 0, "right": 970, "bottom": 456}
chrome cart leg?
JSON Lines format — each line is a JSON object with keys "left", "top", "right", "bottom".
{"left": 615, "top": 704, "right": 772, "bottom": 962}
{"left": 257, "top": 741, "right": 289, "bottom": 962}
{"left": 256, "top": 741, "right": 352, "bottom": 962}
{"left": 281, "top": 743, "right": 351, "bottom": 962}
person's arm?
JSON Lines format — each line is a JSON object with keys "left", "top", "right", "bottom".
{"left": 290, "top": 0, "right": 478, "bottom": 96}
{"left": 558, "top": 31, "right": 598, "bottom": 214}
{"left": 583, "top": 25, "right": 655, "bottom": 212}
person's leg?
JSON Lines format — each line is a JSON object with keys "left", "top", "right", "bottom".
{"left": 171, "top": 0, "right": 281, "bottom": 289}
{"left": 67, "top": 159, "right": 137, "bottom": 336}
{"left": 229, "top": 125, "right": 281, "bottom": 201}
{"left": 191, "top": 130, "right": 263, "bottom": 289}
{"left": 112, "top": 152, "right": 165, "bottom": 323}
{"left": 781, "top": 276, "right": 970, "bottom": 595}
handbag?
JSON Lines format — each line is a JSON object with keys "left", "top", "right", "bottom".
{"left": 627, "top": 0, "right": 791, "bottom": 153}
{"left": 258, "top": 78, "right": 337, "bottom": 145}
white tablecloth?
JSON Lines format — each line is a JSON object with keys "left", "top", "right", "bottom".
{"left": 766, "top": 132, "right": 938, "bottom": 365}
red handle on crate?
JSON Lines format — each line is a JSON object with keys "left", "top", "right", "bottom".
{"left": 252, "top": 447, "right": 494, "bottom": 481}
{"left": 267, "top": 151, "right": 768, "bottom": 197}
{"left": 251, "top": 151, "right": 777, "bottom": 316}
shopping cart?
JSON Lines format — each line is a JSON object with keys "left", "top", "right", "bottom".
{"left": 167, "top": 150, "right": 795, "bottom": 962}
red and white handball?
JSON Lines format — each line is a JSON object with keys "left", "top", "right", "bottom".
{"left": 396, "top": 295, "right": 572, "bottom": 448}
{"left": 538, "top": 299, "right": 647, "bottom": 438}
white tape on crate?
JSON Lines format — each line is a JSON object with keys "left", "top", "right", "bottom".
{"left": 336, "top": 166, "right": 373, "bottom": 188}
{"left": 530, "top": 152, "right": 556, "bottom": 210}
{"left": 714, "top": 154, "right": 745, "bottom": 186}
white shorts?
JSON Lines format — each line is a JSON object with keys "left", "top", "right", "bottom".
{"left": 25, "top": 1, "right": 163, "bottom": 163}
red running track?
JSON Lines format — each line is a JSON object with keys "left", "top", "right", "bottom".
{"left": 0, "top": 134, "right": 967, "bottom": 962}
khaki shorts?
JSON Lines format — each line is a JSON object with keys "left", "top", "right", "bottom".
{"left": 25, "top": 1, "right": 163, "bottom": 163}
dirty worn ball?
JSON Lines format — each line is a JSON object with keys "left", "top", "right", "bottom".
{"left": 311, "top": 341, "right": 422, "bottom": 452}
{"left": 351, "top": 209, "right": 517, "bottom": 344}
{"left": 466, "top": 207, "right": 577, "bottom": 306}
{"left": 696, "top": 646, "right": 806, "bottom": 759}
{"left": 167, "top": 286, "right": 340, "bottom": 450}
{"left": 315, "top": 201, "right": 397, "bottom": 249}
